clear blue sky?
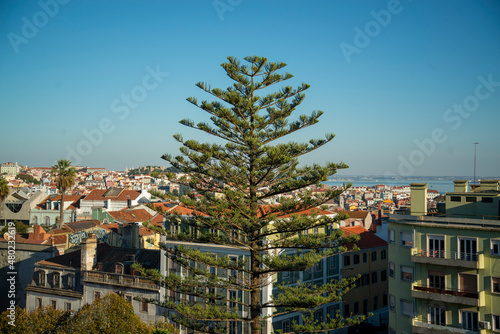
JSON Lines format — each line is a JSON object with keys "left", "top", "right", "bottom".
{"left": 1, "top": 0, "right": 499, "bottom": 177}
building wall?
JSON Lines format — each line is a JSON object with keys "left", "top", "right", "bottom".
{"left": 389, "top": 217, "right": 500, "bottom": 333}
{"left": 342, "top": 246, "right": 388, "bottom": 319}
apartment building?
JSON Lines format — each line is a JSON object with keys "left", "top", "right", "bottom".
{"left": 388, "top": 180, "right": 500, "bottom": 334}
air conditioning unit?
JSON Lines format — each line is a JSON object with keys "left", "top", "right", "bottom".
{"left": 479, "top": 321, "right": 491, "bottom": 330}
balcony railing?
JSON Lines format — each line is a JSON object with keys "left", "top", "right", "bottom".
{"left": 411, "top": 249, "right": 483, "bottom": 269}
{"left": 414, "top": 249, "right": 478, "bottom": 261}
{"left": 83, "top": 271, "right": 159, "bottom": 290}
{"left": 412, "top": 317, "right": 473, "bottom": 334}
{"left": 413, "top": 284, "right": 478, "bottom": 299}
{"left": 411, "top": 283, "right": 484, "bottom": 307}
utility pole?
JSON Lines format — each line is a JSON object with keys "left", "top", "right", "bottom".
{"left": 473, "top": 142, "right": 479, "bottom": 191}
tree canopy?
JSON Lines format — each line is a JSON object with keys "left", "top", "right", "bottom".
{"left": 51, "top": 159, "right": 76, "bottom": 228}
{"left": 137, "top": 56, "right": 362, "bottom": 334}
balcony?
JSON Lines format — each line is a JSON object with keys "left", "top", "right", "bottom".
{"left": 411, "top": 284, "right": 485, "bottom": 307}
{"left": 83, "top": 271, "right": 159, "bottom": 291}
{"left": 411, "top": 249, "right": 484, "bottom": 269}
{"left": 412, "top": 318, "right": 477, "bottom": 334}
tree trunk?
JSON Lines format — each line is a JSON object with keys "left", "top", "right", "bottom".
{"left": 59, "top": 191, "right": 64, "bottom": 229}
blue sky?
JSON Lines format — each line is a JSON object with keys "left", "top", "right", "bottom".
{"left": 1, "top": 0, "right": 499, "bottom": 176}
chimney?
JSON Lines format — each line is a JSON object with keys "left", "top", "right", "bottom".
{"left": 478, "top": 180, "right": 499, "bottom": 192}
{"left": 132, "top": 223, "right": 140, "bottom": 249}
{"left": 378, "top": 202, "right": 382, "bottom": 225}
{"left": 410, "top": 183, "right": 427, "bottom": 216}
{"left": 454, "top": 180, "right": 469, "bottom": 193}
{"left": 81, "top": 233, "right": 97, "bottom": 271}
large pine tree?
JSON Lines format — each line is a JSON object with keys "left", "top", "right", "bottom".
{"left": 138, "top": 56, "right": 364, "bottom": 334}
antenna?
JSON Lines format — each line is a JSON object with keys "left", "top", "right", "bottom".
{"left": 473, "top": 142, "right": 479, "bottom": 191}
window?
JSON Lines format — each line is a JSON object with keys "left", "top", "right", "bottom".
{"left": 68, "top": 274, "right": 75, "bottom": 289}
{"left": 428, "top": 270, "right": 445, "bottom": 289}
{"left": 125, "top": 295, "right": 132, "bottom": 304}
{"left": 208, "top": 288, "right": 215, "bottom": 304}
{"left": 94, "top": 291, "right": 101, "bottom": 300}
{"left": 353, "top": 254, "right": 359, "bottom": 265}
{"left": 428, "top": 305, "right": 446, "bottom": 326}
{"left": 383, "top": 293, "right": 388, "bottom": 307}
{"left": 283, "top": 271, "right": 289, "bottom": 278}
{"left": 282, "top": 319, "right": 290, "bottom": 333}
{"left": 466, "top": 196, "right": 477, "bottom": 203}
{"left": 428, "top": 235, "right": 445, "bottom": 258}
{"left": 450, "top": 196, "right": 461, "bottom": 202}
{"left": 39, "top": 270, "right": 46, "bottom": 286}
{"left": 361, "top": 273, "right": 370, "bottom": 286}
{"left": 493, "top": 277, "right": 500, "bottom": 293}
{"left": 373, "top": 295, "right": 378, "bottom": 310}
{"left": 460, "top": 310, "right": 478, "bottom": 331}
{"left": 363, "top": 299, "right": 368, "bottom": 315}
{"left": 482, "top": 197, "right": 493, "bottom": 203}
{"left": 371, "top": 251, "right": 377, "bottom": 261}
{"left": 314, "top": 309, "right": 323, "bottom": 322}
{"left": 344, "top": 255, "right": 350, "bottom": 266}
{"left": 115, "top": 263, "right": 123, "bottom": 274}
{"left": 400, "top": 232, "right": 412, "bottom": 247}
{"left": 400, "top": 265, "right": 413, "bottom": 282}
{"left": 229, "top": 322, "right": 237, "bottom": 334}
{"left": 314, "top": 226, "right": 319, "bottom": 234}
{"left": 389, "top": 295, "right": 395, "bottom": 312}
{"left": 362, "top": 252, "right": 367, "bottom": 263}
{"left": 493, "top": 315, "right": 500, "bottom": 331}
{"left": 329, "top": 256, "right": 336, "bottom": 267}
{"left": 44, "top": 216, "right": 50, "bottom": 226}
{"left": 344, "top": 304, "right": 350, "bottom": 317}
{"left": 51, "top": 300, "right": 57, "bottom": 308}
{"left": 229, "top": 256, "right": 238, "bottom": 278}
{"left": 36, "top": 298, "right": 42, "bottom": 309}
{"left": 228, "top": 290, "right": 237, "bottom": 309}
{"left": 353, "top": 301, "right": 359, "bottom": 314}
{"left": 492, "top": 240, "right": 500, "bottom": 256}
{"left": 65, "top": 302, "right": 71, "bottom": 311}
{"left": 371, "top": 271, "right": 378, "bottom": 284}
{"left": 389, "top": 262, "right": 395, "bottom": 278}
{"left": 381, "top": 269, "right": 387, "bottom": 282}
{"left": 171, "top": 223, "right": 178, "bottom": 235}
{"left": 53, "top": 272, "right": 60, "bottom": 288}
{"left": 459, "top": 238, "right": 477, "bottom": 261}
{"left": 381, "top": 249, "right": 387, "bottom": 260}
{"left": 315, "top": 259, "right": 323, "bottom": 272}
{"left": 33, "top": 216, "right": 38, "bottom": 224}
{"left": 388, "top": 229, "right": 395, "bottom": 244}
{"left": 141, "top": 300, "right": 148, "bottom": 312}
{"left": 400, "top": 299, "right": 413, "bottom": 317}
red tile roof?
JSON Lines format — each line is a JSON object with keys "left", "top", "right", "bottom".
{"left": 108, "top": 209, "right": 153, "bottom": 223}
{"left": 341, "top": 226, "right": 387, "bottom": 250}
{"left": 83, "top": 188, "right": 141, "bottom": 201}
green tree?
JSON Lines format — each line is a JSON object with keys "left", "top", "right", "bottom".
{"left": 0, "top": 178, "right": 9, "bottom": 225}
{"left": 1, "top": 220, "right": 27, "bottom": 234}
{"left": 137, "top": 56, "right": 363, "bottom": 334}
{"left": 51, "top": 159, "right": 76, "bottom": 229}
{"left": 0, "top": 294, "right": 177, "bottom": 334}
{"left": 16, "top": 173, "right": 42, "bottom": 184}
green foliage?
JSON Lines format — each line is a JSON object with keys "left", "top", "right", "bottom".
{"left": 143, "top": 56, "right": 360, "bottom": 334}
{"left": 16, "top": 173, "right": 42, "bottom": 184}
{"left": 51, "top": 159, "right": 76, "bottom": 228}
{"left": 0, "top": 220, "right": 27, "bottom": 234}
{"left": 0, "top": 293, "right": 177, "bottom": 334}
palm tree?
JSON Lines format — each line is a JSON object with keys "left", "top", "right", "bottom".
{"left": 0, "top": 178, "right": 9, "bottom": 226}
{"left": 51, "top": 160, "right": 76, "bottom": 229}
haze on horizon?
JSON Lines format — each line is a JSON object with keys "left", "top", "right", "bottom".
{"left": 1, "top": 0, "right": 499, "bottom": 176}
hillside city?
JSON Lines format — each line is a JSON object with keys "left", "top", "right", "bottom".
{"left": 2, "top": 159, "right": 499, "bottom": 334}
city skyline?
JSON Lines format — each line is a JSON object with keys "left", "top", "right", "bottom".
{"left": 1, "top": 0, "right": 499, "bottom": 176}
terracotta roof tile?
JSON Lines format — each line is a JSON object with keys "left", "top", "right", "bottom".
{"left": 341, "top": 226, "right": 387, "bottom": 250}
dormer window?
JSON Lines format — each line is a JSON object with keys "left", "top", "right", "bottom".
{"left": 115, "top": 263, "right": 123, "bottom": 274}
{"left": 68, "top": 274, "right": 75, "bottom": 289}
{"left": 53, "top": 272, "right": 60, "bottom": 288}
{"left": 39, "top": 270, "right": 46, "bottom": 286}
